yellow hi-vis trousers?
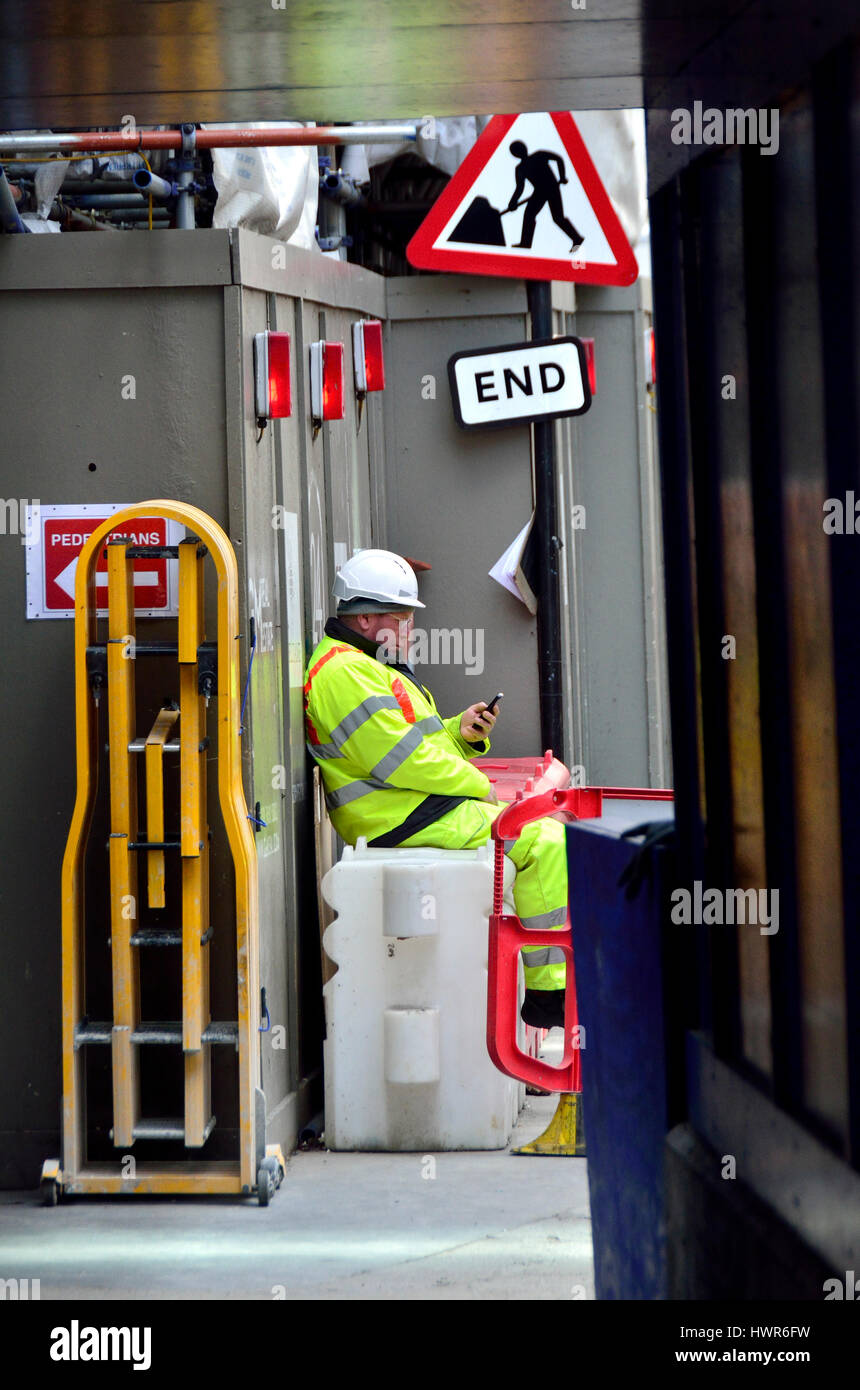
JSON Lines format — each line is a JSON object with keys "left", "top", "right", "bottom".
{"left": 396, "top": 798, "right": 567, "bottom": 992}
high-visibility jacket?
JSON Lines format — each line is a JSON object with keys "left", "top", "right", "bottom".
{"left": 304, "top": 629, "right": 493, "bottom": 847}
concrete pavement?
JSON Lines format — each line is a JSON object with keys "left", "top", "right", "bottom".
{"left": 0, "top": 1093, "right": 593, "bottom": 1301}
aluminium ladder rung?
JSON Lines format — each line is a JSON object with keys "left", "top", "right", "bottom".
{"left": 75, "top": 1021, "right": 237, "bottom": 1046}
{"left": 127, "top": 739, "right": 209, "bottom": 753}
{"left": 130, "top": 927, "right": 214, "bottom": 947}
{"left": 85, "top": 642, "right": 218, "bottom": 703}
{"left": 74, "top": 1021, "right": 112, "bottom": 1046}
{"left": 87, "top": 641, "right": 217, "bottom": 660}
{"left": 122, "top": 833, "right": 211, "bottom": 850}
{"left": 99, "top": 537, "right": 207, "bottom": 560}
{"left": 119, "top": 1117, "right": 216, "bottom": 1143}
{"left": 120, "top": 543, "right": 208, "bottom": 560}
{"left": 132, "top": 1021, "right": 237, "bottom": 1045}
{"left": 94, "top": 641, "right": 189, "bottom": 656}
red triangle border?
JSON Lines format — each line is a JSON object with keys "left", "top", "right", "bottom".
{"left": 406, "top": 112, "right": 639, "bottom": 287}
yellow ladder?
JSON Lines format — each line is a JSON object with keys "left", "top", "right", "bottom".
{"left": 42, "top": 501, "right": 282, "bottom": 1204}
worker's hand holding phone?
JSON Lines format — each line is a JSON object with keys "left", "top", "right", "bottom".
{"left": 461, "top": 693, "right": 503, "bottom": 743}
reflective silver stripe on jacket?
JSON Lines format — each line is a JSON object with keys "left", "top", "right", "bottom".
{"left": 520, "top": 901, "right": 568, "bottom": 966}
{"left": 520, "top": 944, "right": 567, "bottom": 967}
{"left": 520, "top": 905, "right": 568, "bottom": 931}
{"left": 369, "top": 715, "right": 445, "bottom": 782}
{"left": 308, "top": 739, "right": 344, "bottom": 761}
{"left": 324, "top": 776, "right": 391, "bottom": 810}
{"left": 331, "top": 695, "right": 403, "bottom": 749}
{"left": 308, "top": 695, "right": 404, "bottom": 763}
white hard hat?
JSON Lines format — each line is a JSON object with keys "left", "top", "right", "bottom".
{"left": 332, "top": 548, "right": 425, "bottom": 610}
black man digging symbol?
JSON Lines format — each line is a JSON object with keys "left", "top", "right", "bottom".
{"left": 449, "top": 139, "right": 585, "bottom": 253}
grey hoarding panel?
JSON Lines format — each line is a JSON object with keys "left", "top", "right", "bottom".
{"left": 550, "top": 282, "right": 576, "bottom": 316}
{"left": 227, "top": 285, "right": 295, "bottom": 1148}
{"left": 386, "top": 273, "right": 528, "bottom": 322}
{"left": 0, "top": 229, "right": 391, "bottom": 1182}
{"left": 552, "top": 305, "right": 582, "bottom": 780}
{"left": 382, "top": 273, "right": 669, "bottom": 788}
{"left": 382, "top": 276, "right": 540, "bottom": 757}
{"left": 0, "top": 279, "right": 235, "bottom": 1184}
{"left": 320, "top": 307, "right": 353, "bottom": 580}
{"left": 270, "top": 290, "right": 321, "bottom": 1090}
{"left": 565, "top": 281, "right": 670, "bottom": 787}
{"left": 299, "top": 300, "right": 330, "bottom": 653}
{"left": 366, "top": 388, "right": 388, "bottom": 547}
{"left": 231, "top": 229, "right": 385, "bottom": 316}
{"left": 0, "top": 227, "right": 233, "bottom": 293}
{"left": 320, "top": 304, "right": 374, "bottom": 563}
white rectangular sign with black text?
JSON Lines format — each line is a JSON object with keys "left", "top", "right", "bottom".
{"left": 448, "top": 336, "right": 592, "bottom": 430}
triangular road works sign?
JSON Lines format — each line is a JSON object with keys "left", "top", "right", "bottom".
{"left": 407, "top": 111, "right": 638, "bottom": 286}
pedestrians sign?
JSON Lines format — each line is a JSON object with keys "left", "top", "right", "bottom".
{"left": 406, "top": 112, "right": 638, "bottom": 286}
{"left": 448, "top": 336, "right": 592, "bottom": 430}
{"left": 25, "top": 503, "right": 182, "bottom": 619}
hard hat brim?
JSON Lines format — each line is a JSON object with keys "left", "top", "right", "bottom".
{"left": 336, "top": 597, "right": 425, "bottom": 613}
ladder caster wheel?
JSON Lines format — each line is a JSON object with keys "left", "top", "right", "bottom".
{"left": 260, "top": 1155, "right": 282, "bottom": 1189}
{"left": 40, "top": 1178, "right": 59, "bottom": 1207}
{"left": 257, "top": 1165, "right": 274, "bottom": 1207}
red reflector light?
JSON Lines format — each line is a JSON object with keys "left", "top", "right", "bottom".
{"left": 322, "top": 341, "right": 344, "bottom": 420}
{"left": 581, "top": 337, "right": 596, "bottom": 396}
{"left": 310, "top": 340, "right": 346, "bottom": 422}
{"left": 353, "top": 319, "right": 385, "bottom": 393}
{"left": 363, "top": 321, "right": 385, "bottom": 391}
{"left": 644, "top": 327, "right": 656, "bottom": 387}
{"left": 267, "top": 332, "right": 291, "bottom": 417}
{"left": 253, "top": 331, "right": 292, "bottom": 420}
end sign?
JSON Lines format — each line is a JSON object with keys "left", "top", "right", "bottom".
{"left": 447, "top": 335, "right": 592, "bottom": 430}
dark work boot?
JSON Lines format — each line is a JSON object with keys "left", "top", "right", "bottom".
{"left": 520, "top": 988, "right": 566, "bottom": 1029}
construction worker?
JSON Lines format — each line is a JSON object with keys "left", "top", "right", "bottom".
{"left": 304, "top": 549, "right": 567, "bottom": 1029}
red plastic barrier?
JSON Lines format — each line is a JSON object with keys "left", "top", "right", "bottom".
{"left": 487, "top": 900, "right": 582, "bottom": 1094}
{"left": 486, "top": 786, "right": 601, "bottom": 1093}
{"left": 474, "top": 748, "right": 570, "bottom": 803}
{"left": 601, "top": 787, "right": 674, "bottom": 801}
{"left": 485, "top": 783, "right": 674, "bottom": 1093}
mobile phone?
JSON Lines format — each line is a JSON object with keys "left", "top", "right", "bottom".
{"left": 472, "top": 692, "right": 504, "bottom": 731}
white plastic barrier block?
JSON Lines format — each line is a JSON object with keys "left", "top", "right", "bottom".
{"left": 321, "top": 838, "right": 524, "bottom": 1151}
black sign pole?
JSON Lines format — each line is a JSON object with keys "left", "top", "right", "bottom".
{"left": 526, "top": 278, "right": 565, "bottom": 763}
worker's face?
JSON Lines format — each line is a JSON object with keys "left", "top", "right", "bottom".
{"left": 371, "top": 609, "right": 414, "bottom": 663}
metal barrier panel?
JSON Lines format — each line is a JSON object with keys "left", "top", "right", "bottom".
{"left": 55, "top": 501, "right": 260, "bottom": 1198}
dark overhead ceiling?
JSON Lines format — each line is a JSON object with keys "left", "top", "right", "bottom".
{"left": 1, "top": 2, "right": 856, "bottom": 190}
